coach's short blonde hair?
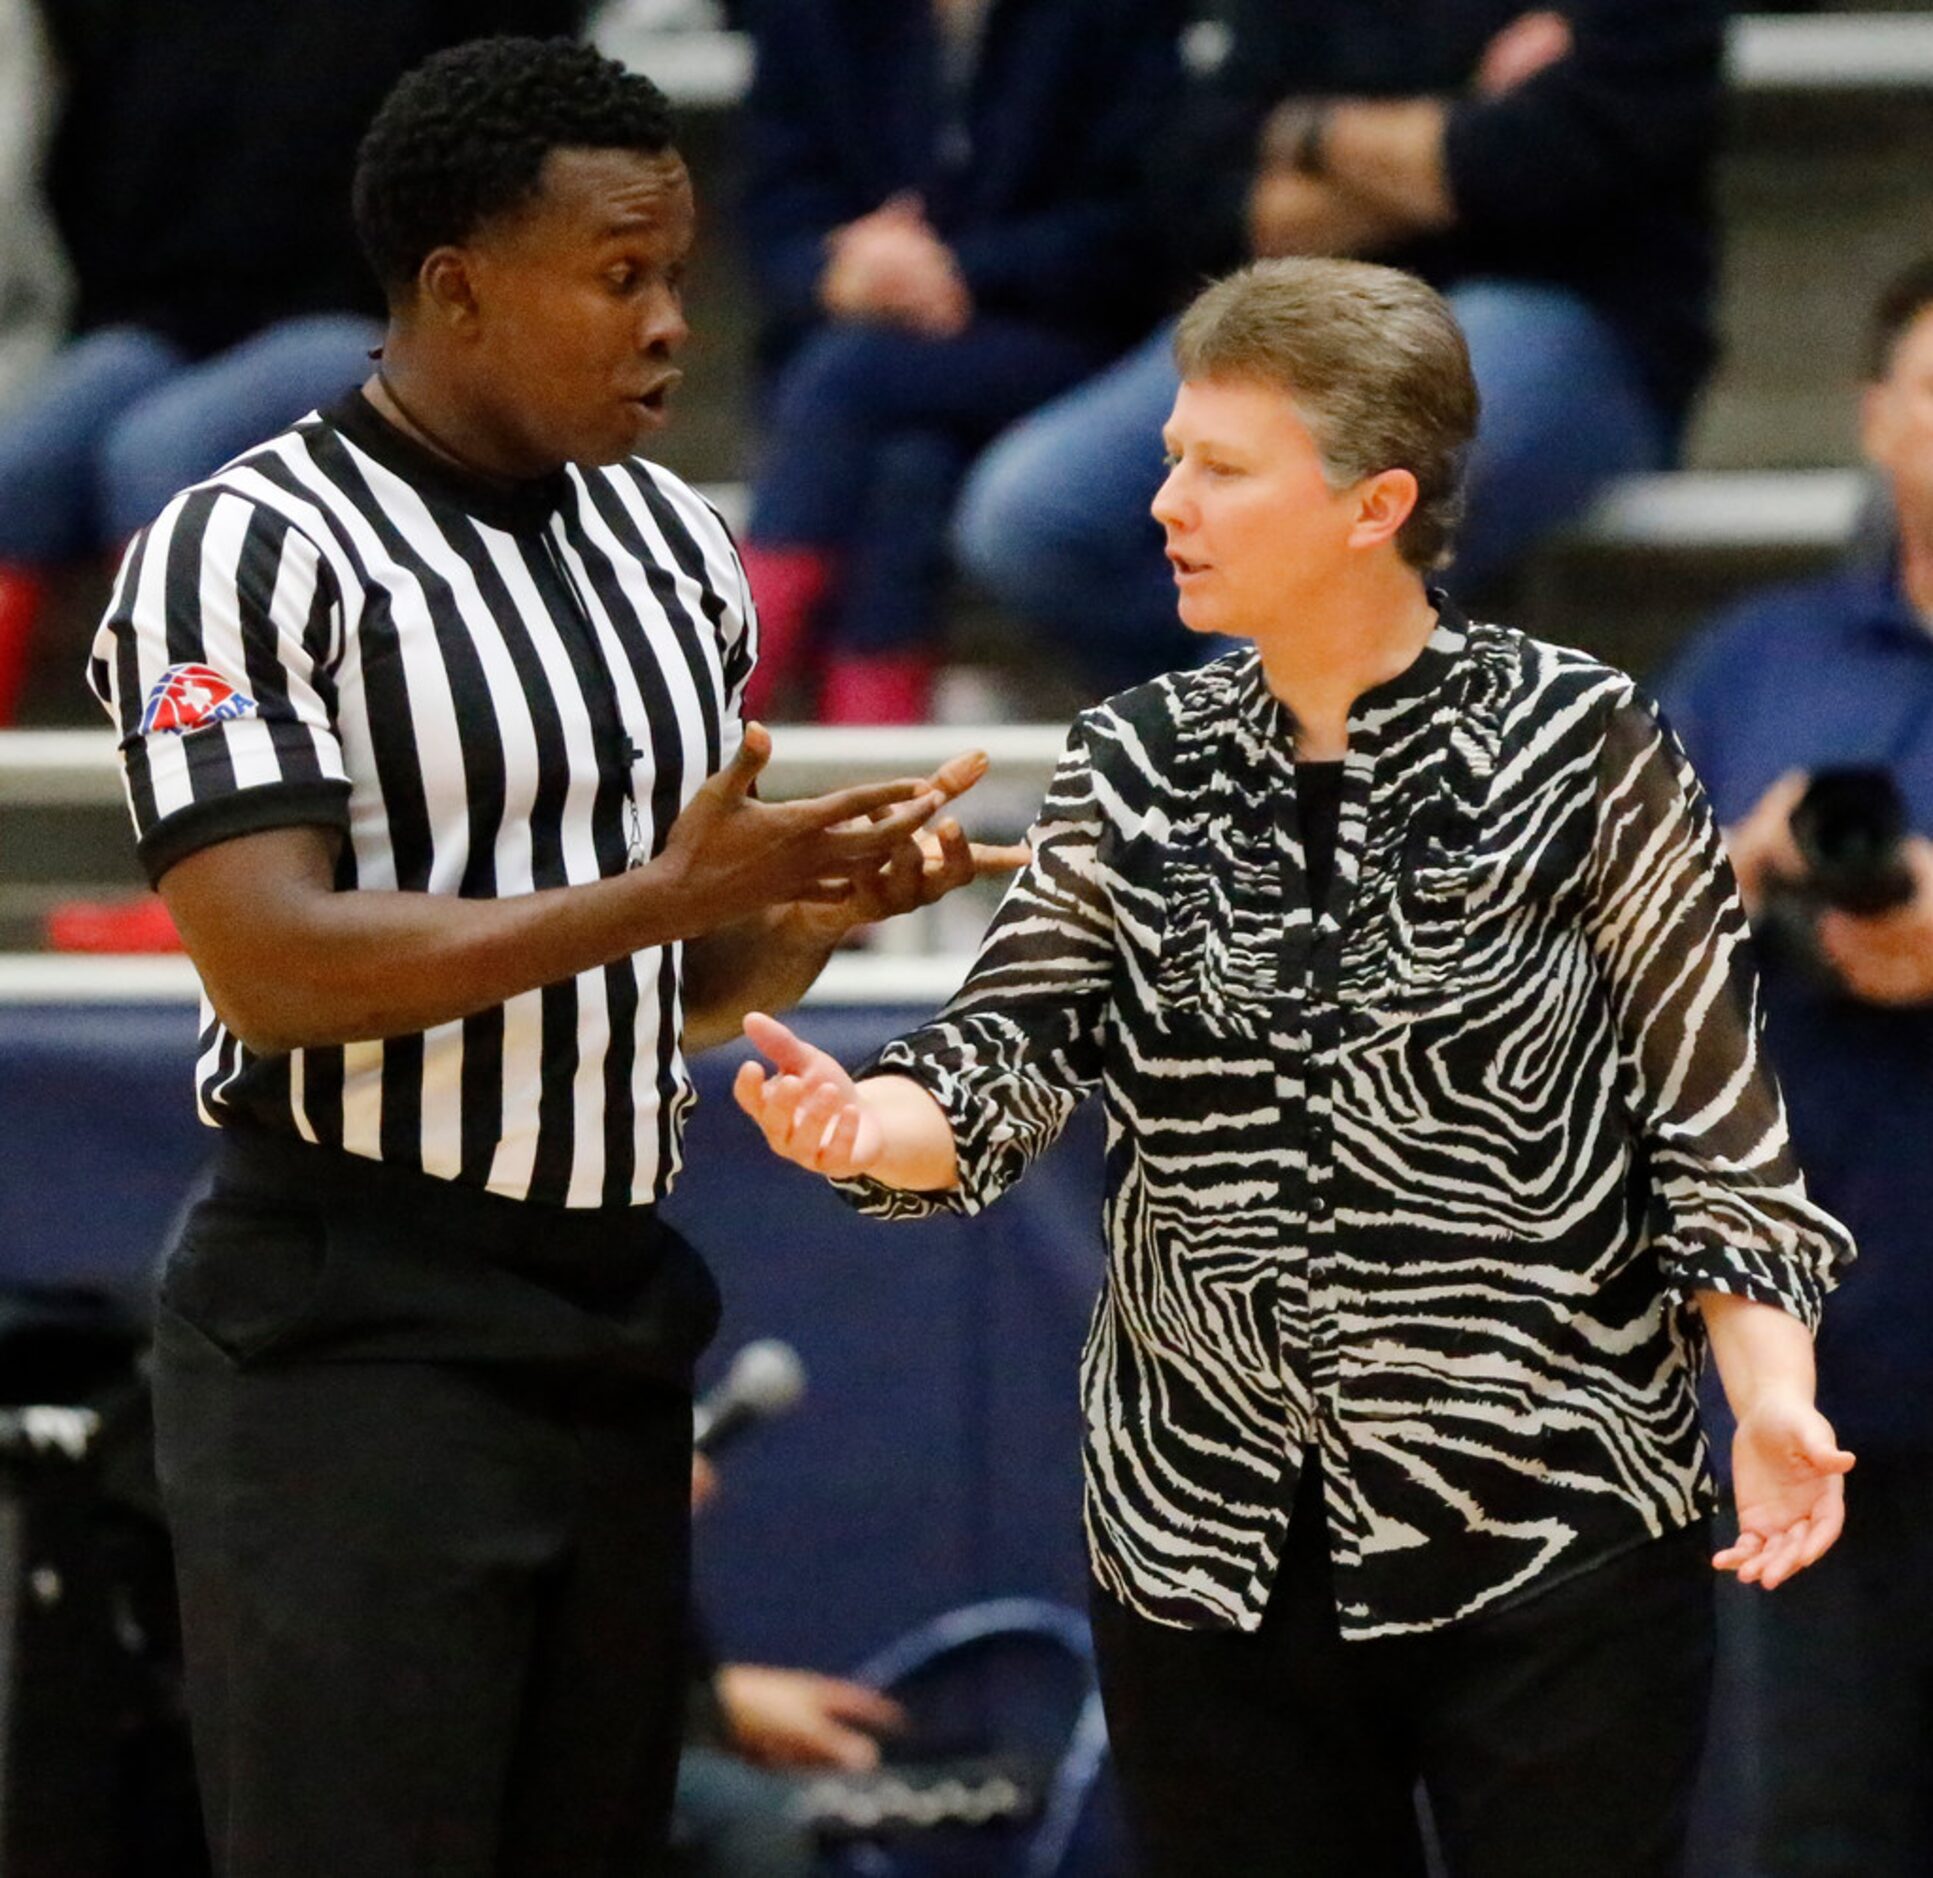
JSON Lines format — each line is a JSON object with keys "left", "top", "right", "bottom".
{"left": 1173, "top": 258, "right": 1480, "bottom": 570}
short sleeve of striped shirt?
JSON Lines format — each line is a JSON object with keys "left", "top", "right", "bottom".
{"left": 87, "top": 485, "right": 353, "bottom": 887}
{"left": 699, "top": 491, "right": 757, "bottom": 742}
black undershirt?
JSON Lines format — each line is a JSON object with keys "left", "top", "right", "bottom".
{"left": 1296, "top": 761, "right": 1346, "bottom": 917}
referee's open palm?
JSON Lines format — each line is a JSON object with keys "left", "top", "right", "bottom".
{"left": 662, "top": 723, "right": 943, "bottom": 923}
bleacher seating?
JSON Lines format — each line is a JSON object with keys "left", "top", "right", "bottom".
{"left": 1, "top": 10, "right": 1929, "bottom": 948}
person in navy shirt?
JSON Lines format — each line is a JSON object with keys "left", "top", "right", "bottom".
{"left": 1659, "top": 256, "right": 1933, "bottom": 1878}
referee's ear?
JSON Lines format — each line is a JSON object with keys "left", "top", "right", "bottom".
{"left": 416, "top": 246, "right": 483, "bottom": 335}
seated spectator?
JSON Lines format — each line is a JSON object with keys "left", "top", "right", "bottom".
{"left": 674, "top": 1453, "right": 905, "bottom": 1877}
{"left": 0, "top": 0, "right": 583, "bottom": 723}
{"left": 954, "top": 0, "right": 1724, "bottom": 696}
{"left": 735, "top": 0, "right": 1177, "bottom": 723}
{"left": 1657, "top": 257, "right": 1933, "bottom": 1878}
{"left": 0, "top": 0, "right": 72, "bottom": 718}
{"left": 0, "top": 0, "right": 66, "bottom": 407}
{"left": 675, "top": 1661, "right": 906, "bottom": 1876}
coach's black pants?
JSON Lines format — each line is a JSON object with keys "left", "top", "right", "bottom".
{"left": 152, "top": 1130, "right": 718, "bottom": 1878}
{"left": 1090, "top": 1466, "right": 1715, "bottom": 1878}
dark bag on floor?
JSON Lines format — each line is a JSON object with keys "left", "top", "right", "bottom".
{"left": 0, "top": 1288, "right": 205, "bottom": 1877}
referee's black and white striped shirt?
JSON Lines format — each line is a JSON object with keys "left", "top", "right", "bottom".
{"left": 841, "top": 602, "right": 1855, "bottom": 1637}
{"left": 88, "top": 390, "right": 752, "bottom": 1209}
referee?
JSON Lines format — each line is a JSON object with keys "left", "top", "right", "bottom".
{"left": 86, "top": 37, "right": 1010, "bottom": 1877}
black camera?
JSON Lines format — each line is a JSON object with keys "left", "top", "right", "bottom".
{"left": 1786, "top": 767, "right": 1915, "bottom": 918}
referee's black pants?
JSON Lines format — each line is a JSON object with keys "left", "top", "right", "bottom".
{"left": 152, "top": 1131, "right": 718, "bottom": 1878}
{"left": 1090, "top": 1465, "right": 1715, "bottom": 1878}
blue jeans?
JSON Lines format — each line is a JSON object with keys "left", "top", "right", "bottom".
{"left": 954, "top": 281, "right": 1674, "bottom": 695}
{"left": 748, "top": 317, "right": 1107, "bottom": 656}
{"left": 0, "top": 314, "right": 380, "bottom": 560}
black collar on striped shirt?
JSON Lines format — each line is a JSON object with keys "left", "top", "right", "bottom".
{"left": 331, "top": 388, "right": 572, "bottom": 536}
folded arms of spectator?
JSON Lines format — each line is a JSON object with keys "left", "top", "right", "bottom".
{"left": 1248, "top": 0, "right": 1722, "bottom": 258}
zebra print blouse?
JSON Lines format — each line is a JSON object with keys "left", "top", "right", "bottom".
{"left": 841, "top": 600, "right": 1854, "bottom": 1637}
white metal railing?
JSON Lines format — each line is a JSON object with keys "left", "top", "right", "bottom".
{"left": 709, "top": 468, "right": 1867, "bottom": 562}
{"left": 0, "top": 724, "right": 1069, "bottom": 809}
{"left": 1576, "top": 468, "right": 1865, "bottom": 551}
{"left": 593, "top": 20, "right": 752, "bottom": 105}
{"left": 0, "top": 725, "right": 1042, "bottom": 986}
{"left": 600, "top": 15, "right": 1933, "bottom": 106}
{"left": 0, "top": 947, "right": 976, "bottom": 1006}
{"left": 1729, "top": 14, "right": 1933, "bottom": 91}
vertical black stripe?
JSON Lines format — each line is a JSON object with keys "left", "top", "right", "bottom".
{"left": 162, "top": 489, "right": 222, "bottom": 666}
{"left": 415, "top": 516, "right": 509, "bottom": 900}
{"left": 309, "top": 802, "right": 354, "bottom": 1145}
{"left": 232, "top": 507, "right": 328, "bottom": 787}
{"left": 236, "top": 1052, "right": 294, "bottom": 1132}
{"left": 300, "top": 556, "right": 342, "bottom": 707}
{"left": 365, "top": 580, "right": 427, "bottom": 1170}
{"left": 459, "top": 1009, "right": 506, "bottom": 1188}
{"left": 601, "top": 960, "right": 639, "bottom": 1207}
{"left": 527, "top": 531, "right": 634, "bottom": 868}
{"left": 531, "top": 981, "right": 581, "bottom": 1206}
{"left": 378, "top": 1034, "right": 425, "bottom": 1173}
{"left": 701, "top": 497, "right": 757, "bottom": 701}
{"left": 652, "top": 951, "right": 680, "bottom": 1199}
{"left": 303, "top": 1045, "right": 347, "bottom": 1151}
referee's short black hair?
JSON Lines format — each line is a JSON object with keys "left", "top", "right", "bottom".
{"left": 354, "top": 35, "right": 677, "bottom": 296}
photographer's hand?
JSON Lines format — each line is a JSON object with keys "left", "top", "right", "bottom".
{"left": 1818, "top": 837, "right": 1933, "bottom": 1004}
{"left": 1722, "top": 770, "right": 1808, "bottom": 921}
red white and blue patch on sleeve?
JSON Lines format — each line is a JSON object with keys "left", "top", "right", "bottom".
{"left": 139, "top": 664, "right": 259, "bottom": 736}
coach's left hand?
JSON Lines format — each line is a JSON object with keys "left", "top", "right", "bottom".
{"left": 1715, "top": 1394, "right": 1855, "bottom": 1591}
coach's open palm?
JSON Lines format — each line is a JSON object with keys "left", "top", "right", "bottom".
{"left": 1715, "top": 1397, "right": 1855, "bottom": 1590}
{"left": 734, "top": 1011, "right": 885, "bottom": 1179}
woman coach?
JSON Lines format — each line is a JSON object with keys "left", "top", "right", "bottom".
{"left": 733, "top": 259, "right": 1856, "bottom": 1876}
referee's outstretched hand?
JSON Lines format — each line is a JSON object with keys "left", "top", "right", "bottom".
{"left": 660, "top": 722, "right": 945, "bottom": 925}
{"left": 795, "top": 746, "right": 1033, "bottom": 936}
